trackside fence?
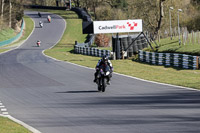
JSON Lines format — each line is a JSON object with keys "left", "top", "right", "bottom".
{"left": 138, "top": 50, "right": 200, "bottom": 69}
{"left": 74, "top": 45, "right": 111, "bottom": 57}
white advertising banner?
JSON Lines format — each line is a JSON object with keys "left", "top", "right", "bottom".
{"left": 93, "top": 19, "right": 142, "bottom": 34}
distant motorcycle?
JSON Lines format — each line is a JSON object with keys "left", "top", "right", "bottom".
{"left": 38, "top": 12, "right": 41, "bottom": 17}
{"left": 47, "top": 15, "right": 51, "bottom": 23}
{"left": 39, "top": 21, "right": 43, "bottom": 28}
{"left": 36, "top": 40, "right": 41, "bottom": 47}
{"left": 96, "top": 64, "right": 111, "bottom": 92}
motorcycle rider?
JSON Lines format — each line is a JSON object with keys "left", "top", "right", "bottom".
{"left": 93, "top": 55, "right": 113, "bottom": 85}
{"left": 36, "top": 40, "right": 41, "bottom": 47}
{"left": 47, "top": 15, "right": 51, "bottom": 23}
{"left": 38, "top": 12, "right": 41, "bottom": 17}
{"left": 39, "top": 21, "right": 43, "bottom": 28}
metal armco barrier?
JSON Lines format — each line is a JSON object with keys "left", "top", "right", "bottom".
{"left": 139, "top": 50, "right": 199, "bottom": 69}
{"left": 74, "top": 45, "right": 111, "bottom": 58}
{"left": 0, "top": 19, "right": 24, "bottom": 47}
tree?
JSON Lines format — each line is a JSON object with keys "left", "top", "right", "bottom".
{"left": 130, "top": 0, "right": 167, "bottom": 40}
{"left": 1, "top": 0, "right": 5, "bottom": 29}
{"left": 72, "top": 0, "right": 80, "bottom": 7}
{"left": 9, "top": 0, "right": 11, "bottom": 28}
{"left": 104, "top": 0, "right": 127, "bottom": 9}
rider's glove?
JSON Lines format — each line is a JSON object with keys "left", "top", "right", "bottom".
{"left": 111, "top": 67, "right": 113, "bottom": 72}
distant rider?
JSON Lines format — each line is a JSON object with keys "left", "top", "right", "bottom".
{"left": 38, "top": 12, "right": 41, "bottom": 17}
{"left": 39, "top": 21, "right": 43, "bottom": 28}
{"left": 36, "top": 40, "right": 41, "bottom": 47}
{"left": 47, "top": 15, "right": 51, "bottom": 23}
{"left": 93, "top": 55, "right": 113, "bottom": 85}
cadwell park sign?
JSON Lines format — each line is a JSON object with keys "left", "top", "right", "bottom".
{"left": 93, "top": 19, "right": 143, "bottom": 34}
{"left": 81, "top": 19, "right": 153, "bottom": 60}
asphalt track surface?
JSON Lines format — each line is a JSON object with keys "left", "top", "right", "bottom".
{"left": 0, "top": 11, "right": 200, "bottom": 133}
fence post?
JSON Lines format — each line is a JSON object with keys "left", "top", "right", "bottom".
{"left": 198, "top": 31, "right": 200, "bottom": 44}
{"left": 174, "top": 27, "right": 177, "bottom": 38}
{"left": 181, "top": 27, "right": 184, "bottom": 45}
{"left": 192, "top": 30, "right": 194, "bottom": 44}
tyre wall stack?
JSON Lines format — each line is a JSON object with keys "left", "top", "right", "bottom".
{"left": 74, "top": 45, "right": 111, "bottom": 58}
{"left": 139, "top": 50, "right": 200, "bottom": 69}
{"left": 112, "top": 34, "right": 148, "bottom": 58}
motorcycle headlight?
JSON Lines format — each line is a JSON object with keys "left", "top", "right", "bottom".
{"left": 106, "top": 71, "right": 110, "bottom": 76}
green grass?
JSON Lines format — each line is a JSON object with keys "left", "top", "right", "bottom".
{"left": 0, "top": 116, "right": 32, "bottom": 133}
{"left": 0, "top": 28, "right": 16, "bottom": 42}
{"left": 44, "top": 9, "right": 200, "bottom": 90}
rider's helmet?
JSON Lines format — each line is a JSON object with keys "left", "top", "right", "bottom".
{"left": 102, "top": 55, "right": 108, "bottom": 63}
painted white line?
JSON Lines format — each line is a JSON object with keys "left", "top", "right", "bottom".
{"left": 2, "top": 112, "right": 9, "bottom": 115}
{"left": 1, "top": 108, "right": 7, "bottom": 112}
{"left": 8, "top": 115, "right": 42, "bottom": 133}
{"left": 0, "top": 103, "right": 2, "bottom": 106}
{"left": 0, "top": 106, "right": 5, "bottom": 108}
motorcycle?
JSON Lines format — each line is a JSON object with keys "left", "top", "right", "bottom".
{"left": 47, "top": 15, "right": 51, "bottom": 23}
{"left": 36, "top": 41, "right": 41, "bottom": 47}
{"left": 96, "top": 64, "right": 111, "bottom": 92}
{"left": 39, "top": 21, "right": 43, "bottom": 28}
{"left": 38, "top": 12, "right": 41, "bottom": 17}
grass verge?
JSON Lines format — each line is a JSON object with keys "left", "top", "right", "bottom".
{"left": 0, "top": 28, "right": 16, "bottom": 42}
{"left": 43, "top": 9, "right": 200, "bottom": 90}
{"left": 0, "top": 116, "right": 32, "bottom": 133}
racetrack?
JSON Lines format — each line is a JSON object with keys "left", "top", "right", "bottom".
{"left": 0, "top": 11, "right": 200, "bottom": 133}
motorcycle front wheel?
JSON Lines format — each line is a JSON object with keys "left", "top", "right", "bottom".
{"left": 101, "top": 77, "right": 106, "bottom": 92}
{"left": 97, "top": 78, "right": 101, "bottom": 92}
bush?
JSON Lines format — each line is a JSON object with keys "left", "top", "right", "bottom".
{"left": 95, "top": 34, "right": 110, "bottom": 47}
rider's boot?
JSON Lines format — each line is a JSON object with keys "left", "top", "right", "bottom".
{"left": 106, "top": 78, "right": 110, "bottom": 85}
{"left": 93, "top": 76, "right": 97, "bottom": 83}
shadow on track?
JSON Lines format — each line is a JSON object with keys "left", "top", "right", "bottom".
{"left": 56, "top": 90, "right": 99, "bottom": 93}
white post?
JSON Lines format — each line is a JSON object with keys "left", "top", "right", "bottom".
{"left": 169, "top": 7, "right": 173, "bottom": 40}
{"left": 178, "top": 9, "right": 183, "bottom": 45}
{"left": 69, "top": 0, "right": 71, "bottom": 9}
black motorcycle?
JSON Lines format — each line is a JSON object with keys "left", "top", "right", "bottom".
{"left": 96, "top": 64, "right": 111, "bottom": 92}
{"left": 38, "top": 12, "right": 41, "bottom": 17}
